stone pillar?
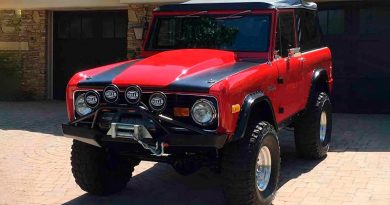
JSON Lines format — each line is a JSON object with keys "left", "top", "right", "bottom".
{"left": 127, "top": 4, "right": 155, "bottom": 59}
{"left": 20, "top": 10, "right": 47, "bottom": 100}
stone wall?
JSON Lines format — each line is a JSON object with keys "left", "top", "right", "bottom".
{"left": 127, "top": 4, "right": 156, "bottom": 58}
{"left": 0, "top": 6, "right": 156, "bottom": 100}
{"left": 0, "top": 10, "right": 47, "bottom": 100}
{"left": 20, "top": 10, "right": 47, "bottom": 100}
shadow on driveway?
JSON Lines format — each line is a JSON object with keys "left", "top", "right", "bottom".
{"left": 0, "top": 101, "right": 67, "bottom": 136}
{"left": 63, "top": 114, "right": 390, "bottom": 205}
{"left": 62, "top": 131, "right": 325, "bottom": 205}
{"left": 1, "top": 101, "right": 389, "bottom": 204}
{"left": 64, "top": 163, "right": 225, "bottom": 205}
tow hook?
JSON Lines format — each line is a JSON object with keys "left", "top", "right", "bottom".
{"left": 107, "top": 123, "right": 168, "bottom": 156}
{"left": 139, "top": 141, "right": 167, "bottom": 156}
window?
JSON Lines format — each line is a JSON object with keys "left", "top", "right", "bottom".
{"left": 56, "top": 15, "right": 82, "bottom": 39}
{"left": 69, "top": 16, "right": 81, "bottom": 39}
{"left": 56, "top": 13, "right": 127, "bottom": 40}
{"left": 155, "top": 19, "right": 175, "bottom": 47}
{"left": 102, "top": 16, "right": 115, "bottom": 38}
{"left": 57, "top": 17, "right": 70, "bottom": 39}
{"left": 360, "top": 8, "right": 390, "bottom": 35}
{"left": 82, "top": 16, "right": 94, "bottom": 39}
{"left": 276, "top": 12, "right": 296, "bottom": 57}
{"left": 102, "top": 14, "right": 127, "bottom": 39}
{"left": 146, "top": 15, "right": 271, "bottom": 52}
{"left": 114, "top": 15, "right": 127, "bottom": 38}
{"left": 318, "top": 10, "right": 345, "bottom": 36}
{"left": 297, "top": 10, "right": 322, "bottom": 52}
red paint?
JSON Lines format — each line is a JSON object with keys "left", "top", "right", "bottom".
{"left": 210, "top": 47, "right": 333, "bottom": 136}
{"left": 65, "top": 9, "right": 333, "bottom": 138}
{"left": 113, "top": 49, "right": 236, "bottom": 88}
{"left": 66, "top": 61, "right": 134, "bottom": 119}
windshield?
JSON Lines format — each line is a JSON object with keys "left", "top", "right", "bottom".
{"left": 145, "top": 14, "right": 271, "bottom": 52}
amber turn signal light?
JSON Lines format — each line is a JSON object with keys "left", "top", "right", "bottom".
{"left": 174, "top": 107, "right": 190, "bottom": 117}
{"left": 232, "top": 104, "right": 241, "bottom": 114}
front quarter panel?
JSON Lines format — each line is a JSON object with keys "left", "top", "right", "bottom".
{"left": 210, "top": 62, "right": 279, "bottom": 137}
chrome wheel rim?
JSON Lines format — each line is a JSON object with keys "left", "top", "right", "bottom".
{"left": 320, "top": 111, "right": 327, "bottom": 143}
{"left": 256, "top": 146, "right": 272, "bottom": 191}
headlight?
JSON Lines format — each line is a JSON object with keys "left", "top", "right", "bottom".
{"left": 75, "top": 94, "right": 93, "bottom": 116}
{"left": 191, "top": 99, "right": 216, "bottom": 126}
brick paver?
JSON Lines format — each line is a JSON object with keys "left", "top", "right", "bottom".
{"left": 0, "top": 101, "right": 389, "bottom": 205}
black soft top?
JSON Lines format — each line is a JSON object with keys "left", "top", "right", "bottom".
{"left": 158, "top": 0, "right": 317, "bottom": 11}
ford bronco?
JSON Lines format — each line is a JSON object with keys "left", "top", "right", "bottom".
{"left": 62, "top": 0, "right": 333, "bottom": 204}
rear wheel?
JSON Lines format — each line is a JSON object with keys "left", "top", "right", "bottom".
{"left": 294, "top": 92, "right": 332, "bottom": 159}
{"left": 71, "top": 140, "right": 139, "bottom": 196}
{"left": 222, "top": 121, "right": 280, "bottom": 205}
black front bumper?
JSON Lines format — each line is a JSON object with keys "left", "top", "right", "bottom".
{"left": 63, "top": 105, "right": 228, "bottom": 153}
{"left": 62, "top": 123, "right": 227, "bottom": 149}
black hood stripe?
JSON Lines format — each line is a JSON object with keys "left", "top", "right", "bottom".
{"left": 77, "top": 59, "right": 263, "bottom": 92}
{"left": 78, "top": 61, "right": 137, "bottom": 88}
{"left": 167, "top": 61, "right": 263, "bottom": 92}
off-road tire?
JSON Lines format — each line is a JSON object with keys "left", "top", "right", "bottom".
{"left": 221, "top": 121, "right": 281, "bottom": 205}
{"left": 294, "top": 92, "right": 332, "bottom": 159}
{"left": 71, "top": 140, "right": 139, "bottom": 196}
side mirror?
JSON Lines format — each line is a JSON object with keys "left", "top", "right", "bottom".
{"left": 288, "top": 47, "right": 301, "bottom": 58}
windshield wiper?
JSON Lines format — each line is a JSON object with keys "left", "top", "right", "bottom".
{"left": 215, "top": 10, "right": 252, "bottom": 20}
{"left": 176, "top": 11, "right": 208, "bottom": 18}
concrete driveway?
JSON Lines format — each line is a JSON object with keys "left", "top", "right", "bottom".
{"left": 0, "top": 101, "right": 389, "bottom": 205}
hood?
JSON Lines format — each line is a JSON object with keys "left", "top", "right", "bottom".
{"left": 77, "top": 49, "right": 262, "bottom": 92}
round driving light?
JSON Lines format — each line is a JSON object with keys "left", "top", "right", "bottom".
{"left": 191, "top": 99, "right": 216, "bottom": 126}
{"left": 103, "top": 85, "right": 119, "bottom": 103}
{"left": 149, "top": 92, "right": 167, "bottom": 112}
{"left": 84, "top": 90, "right": 100, "bottom": 108}
{"left": 125, "top": 85, "right": 142, "bottom": 104}
{"left": 75, "top": 93, "right": 92, "bottom": 116}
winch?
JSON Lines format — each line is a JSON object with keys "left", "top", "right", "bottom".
{"left": 107, "top": 123, "right": 167, "bottom": 156}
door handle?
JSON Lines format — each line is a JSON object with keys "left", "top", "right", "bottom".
{"left": 299, "top": 57, "right": 306, "bottom": 62}
{"left": 277, "top": 77, "right": 284, "bottom": 84}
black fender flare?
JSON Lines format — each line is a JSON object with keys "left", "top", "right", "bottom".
{"left": 231, "top": 91, "right": 277, "bottom": 142}
{"left": 307, "top": 68, "right": 330, "bottom": 104}
{"left": 312, "top": 69, "right": 329, "bottom": 86}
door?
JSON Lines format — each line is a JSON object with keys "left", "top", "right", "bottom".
{"left": 318, "top": 3, "right": 390, "bottom": 114}
{"left": 53, "top": 11, "right": 128, "bottom": 100}
{"left": 274, "top": 11, "right": 304, "bottom": 119}
{"left": 296, "top": 9, "right": 324, "bottom": 109}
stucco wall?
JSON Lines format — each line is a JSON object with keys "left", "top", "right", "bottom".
{"left": 0, "top": 10, "right": 47, "bottom": 100}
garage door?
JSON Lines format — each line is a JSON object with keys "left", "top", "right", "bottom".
{"left": 318, "top": 2, "right": 390, "bottom": 114}
{"left": 53, "top": 11, "right": 128, "bottom": 99}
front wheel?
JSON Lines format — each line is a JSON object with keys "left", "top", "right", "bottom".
{"left": 294, "top": 92, "right": 332, "bottom": 159}
{"left": 71, "top": 140, "right": 139, "bottom": 196}
{"left": 221, "top": 121, "right": 280, "bottom": 205}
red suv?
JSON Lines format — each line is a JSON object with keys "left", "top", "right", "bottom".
{"left": 63, "top": 0, "right": 333, "bottom": 204}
